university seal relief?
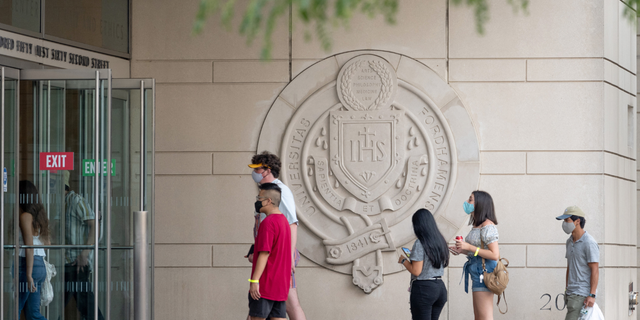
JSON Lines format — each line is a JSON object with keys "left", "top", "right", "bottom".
{"left": 257, "top": 52, "right": 480, "bottom": 293}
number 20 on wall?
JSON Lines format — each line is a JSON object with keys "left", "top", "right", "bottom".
{"left": 540, "top": 293, "right": 566, "bottom": 311}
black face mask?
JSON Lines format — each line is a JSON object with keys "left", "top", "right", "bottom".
{"left": 254, "top": 200, "right": 264, "bottom": 213}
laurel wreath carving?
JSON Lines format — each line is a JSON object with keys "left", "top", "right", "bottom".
{"left": 340, "top": 60, "right": 393, "bottom": 111}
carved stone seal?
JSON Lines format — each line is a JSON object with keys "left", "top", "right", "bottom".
{"left": 257, "top": 51, "right": 479, "bottom": 294}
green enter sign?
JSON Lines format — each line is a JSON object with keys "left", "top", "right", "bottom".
{"left": 82, "top": 159, "right": 116, "bottom": 176}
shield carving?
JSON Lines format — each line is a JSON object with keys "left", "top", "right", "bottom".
{"left": 329, "top": 110, "right": 404, "bottom": 202}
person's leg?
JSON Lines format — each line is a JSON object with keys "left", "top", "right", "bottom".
{"left": 410, "top": 281, "right": 438, "bottom": 320}
{"left": 268, "top": 300, "right": 287, "bottom": 320}
{"left": 472, "top": 291, "right": 494, "bottom": 320}
{"left": 75, "top": 266, "right": 105, "bottom": 320}
{"left": 285, "top": 288, "right": 306, "bottom": 320}
{"left": 430, "top": 281, "right": 448, "bottom": 320}
{"left": 565, "top": 294, "right": 584, "bottom": 320}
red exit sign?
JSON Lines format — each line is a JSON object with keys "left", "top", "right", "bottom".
{"left": 39, "top": 152, "right": 74, "bottom": 171}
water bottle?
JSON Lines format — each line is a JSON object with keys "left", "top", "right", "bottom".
{"left": 578, "top": 306, "right": 589, "bottom": 320}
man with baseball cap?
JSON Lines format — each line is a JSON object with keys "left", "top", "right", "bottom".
{"left": 556, "top": 206, "right": 599, "bottom": 320}
{"left": 246, "top": 151, "right": 307, "bottom": 320}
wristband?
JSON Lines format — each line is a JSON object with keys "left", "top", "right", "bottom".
{"left": 248, "top": 279, "right": 259, "bottom": 283}
{"left": 474, "top": 247, "right": 480, "bottom": 256}
{"left": 588, "top": 293, "right": 596, "bottom": 298}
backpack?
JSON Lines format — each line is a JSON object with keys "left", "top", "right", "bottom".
{"left": 481, "top": 238, "right": 509, "bottom": 314}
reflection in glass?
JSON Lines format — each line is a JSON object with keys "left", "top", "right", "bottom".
{"left": 45, "top": 0, "right": 129, "bottom": 54}
{"left": 0, "top": 0, "right": 41, "bottom": 33}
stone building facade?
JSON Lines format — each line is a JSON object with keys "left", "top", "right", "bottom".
{"left": 1, "top": 0, "right": 634, "bottom": 319}
{"left": 130, "top": 1, "right": 639, "bottom": 319}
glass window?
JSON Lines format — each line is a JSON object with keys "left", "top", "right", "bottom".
{"left": 45, "top": 0, "right": 129, "bottom": 54}
{"left": 0, "top": 0, "right": 41, "bottom": 33}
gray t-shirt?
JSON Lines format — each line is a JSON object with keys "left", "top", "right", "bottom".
{"left": 410, "top": 239, "right": 444, "bottom": 280}
{"left": 565, "top": 231, "right": 599, "bottom": 296}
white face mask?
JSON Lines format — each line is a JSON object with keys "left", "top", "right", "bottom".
{"left": 562, "top": 221, "right": 576, "bottom": 234}
{"left": 252, "top": 171, "right": 264, "bottom": 184}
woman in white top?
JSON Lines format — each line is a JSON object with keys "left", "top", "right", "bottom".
{"left": 450, "top": 191, "right": 500, "bottom": 320}
{"left": 18, "top": 180, "right": 50, "bottom": 320}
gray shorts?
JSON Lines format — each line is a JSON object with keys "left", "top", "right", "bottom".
{"left": 248, "top": 293, "right": 286, "bottom": 319}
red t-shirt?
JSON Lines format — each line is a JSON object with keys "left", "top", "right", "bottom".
{"left": 251, "top": 213, "right": 292, "bottom": 301}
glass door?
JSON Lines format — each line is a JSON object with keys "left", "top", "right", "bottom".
{"left": 2, "top": 66, "right": 20, "bottom": 320}
{"left": 0, "top": 68, "right": 154, "bottom": 320}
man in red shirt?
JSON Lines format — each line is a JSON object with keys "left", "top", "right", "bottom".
{"left": 249, "top": 183, "right": 292, "bottom": 320}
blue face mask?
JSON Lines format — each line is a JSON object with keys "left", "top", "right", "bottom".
{"left": 463, "top": 201, "right": 474, "bottom": 215}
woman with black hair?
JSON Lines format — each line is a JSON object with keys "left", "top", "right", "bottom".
{"left": 451, "top": 190, "right": 500, "bottom": 320}
{"left": 18, "top": 180, "right": 50, "bottom": 320}
{"left": 398, "top": 208, "right": 449, "bottom": 320}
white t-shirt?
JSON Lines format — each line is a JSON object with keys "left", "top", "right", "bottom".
{"left": 258, "top": 179, "right": 298, "bottom": 225}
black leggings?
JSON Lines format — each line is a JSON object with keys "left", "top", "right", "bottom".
{"left": 410, "top": 280, "right": 447, "bottom": 320}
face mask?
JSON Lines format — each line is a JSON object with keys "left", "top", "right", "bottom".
{"left": 254, "top": 200, "right": 264, "bottom": 213}
{"left": 562, "top": 221, "right": 576, "bottom": 234}
{"left": 463, "top": 201, "right": 474, "bottom": 215}
{"left": 252, "top": 171, "right": 264, "bottom": 184}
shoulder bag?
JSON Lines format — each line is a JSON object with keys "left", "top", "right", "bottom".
{"left": 481, "top": 238, "right": 509, "bottom": 314}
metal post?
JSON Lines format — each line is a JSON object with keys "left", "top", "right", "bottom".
{"left": 106, "top": 70, "right": 112, "bottom": 320}
{"left": 140, "top": 81, "right": 144, "bottom": 212}
{"left": 94, "top": 71, "right": 100, "bottom": 320}
{"left": 1, "top": 67, "right": 5, "bottom": 320}
{"left": 134, "top": 211, "right": 148, "bottom": 320}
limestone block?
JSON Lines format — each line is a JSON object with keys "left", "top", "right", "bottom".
{"left": 527, "top": 245, "right": 567, "bottom": 268}
{"left": 601, "top": 244, "right": 637, "bottom": 268}
{"left": 155, "top": 245, "right": 212, "bottom": 267}
{"left": 453, "top": 82, "right": 604, "bottom": 151}
{"left": 132, "top": 0, "right": 288, "bottom": 60}
{"left": 479, "top": 175, "right": 604, "bottom": 244}
{"left": 617, "top": 0, "right": 636, "bottom": 73}
{"left": 154, "top": 268, "right": 250, "bottom": 320}
{"left": 604, "top": 152, "right": 637, "bottom": 181}
{"left": 278, "top": 57, "right": 339, "bottom": 109}
{"left": 255, "top": 98, "right": 295, "bottom": 155}
{"left": 212, "top": 244, "right": 254, "bottom": 267}
{"left": 291, "top": 59, "right": 321, "bottom": 79}
{"left": 213, "top": 152, "right": 255, "bottom": 175}
{"left": 291, "top": 0, "right": 446, "bottom": 59}
{"left": 335, "top": 51, "right": 402, "bottom": 71}
{"left": 450, "top": 0, "right": 603, "bottom": 58}
{"left": 448, "top": 267, "right": 567, "bottom": 319}
{"left": 213, "top": 60, "right": 289, "bottom": 83}
{"left": 527, "top": 59, "right": 603, "bottom": 82}
{"left": 603, "top": 0, "right": 619, "bottom": 65}
{"left": 498, "top": 244, "right": 526, "bottom": 267}
{"left": 449, "top": 59, "right": 526, "bottom": 82}
{"left": 480, "top": 152, "right": 526, "bottom": 174}
{"left": 527, "top": 152, "right": 603, "bottom": 174}
{"left": 397, "top": 56, "right": 457, "bottom": 108}
{"left": 602, "top": 268, "right": 638, "bottom": 320}
{"left": 293, "top": 266, "right": 411, "bottom": 319}
{"left": 603, "top": 176, "right": 635, "bottom": 245}
{"left": 131, "top": 61, "right": 213, "bottom": 83}
{"left": 156, "top": 83, "right": 285, "bottom": 152}
{"left": 442, "top": 98, "right": 480, "bottom": 162}
{"left": 156, "top": 152, "right": 212, "bottom": 175}
{"left": 155, "top": 175, "right": 258, "bottom": 243}
{"left": 416, "top": 59, "right": 447, "bottom": 82}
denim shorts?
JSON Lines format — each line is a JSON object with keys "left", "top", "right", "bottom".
{"left": 463, "top": 256, "right": 497, "bottom": 293}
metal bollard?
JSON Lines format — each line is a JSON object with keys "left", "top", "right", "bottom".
{"left": 134, "top": 211, "right": 148, "bottom": 320}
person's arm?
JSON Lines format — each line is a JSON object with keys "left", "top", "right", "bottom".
{"left": 75, "top": 219, "right": 95, "bottom": 270}
{"left": 456, "top": 240, "right": 500, "bottom": 261}
{"left": 566, "top": 264, "right": 569, "bottom": 289}
{"left": 290, "top": 223, "right": 297, "bottom": 272}
{"left": 584, "top": 262, "right": 598, "bottom": 307}
{"left": 19, "top": 213, "right": 36, "bottom": 292}
{"left": 397, "top": 255, "right": 423, "bottom": 276}
{"left": 249, "top": 251, "right": 270, "bottom": 300}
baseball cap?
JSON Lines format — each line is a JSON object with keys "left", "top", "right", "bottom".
{"left": 248, "top": 163, "right": 270, "bottom": 169}
{"left": 556, "top": 205, "right": 585, "bottom": 220}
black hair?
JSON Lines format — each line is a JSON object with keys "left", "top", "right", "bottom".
{"left": 258, "top": 183, "right": 282, "bottom": 207}
{"left": 251, "top": 151, "right": 282, "bottom": 178}
{"left": 570, "top": 215, "right": 586, "bottom": 229}
{"left": 469, "top": 190, "right": 498, "bottom": 227}
{"left": 412, "top": 209, "right": 449, "bottom": 269}
{"left": 19, "top": 180, "right": 50, "bottom": 243}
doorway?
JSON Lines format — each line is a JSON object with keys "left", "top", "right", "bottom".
{"left": 1, "top": 67, "right": 154, "bottom": 320}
